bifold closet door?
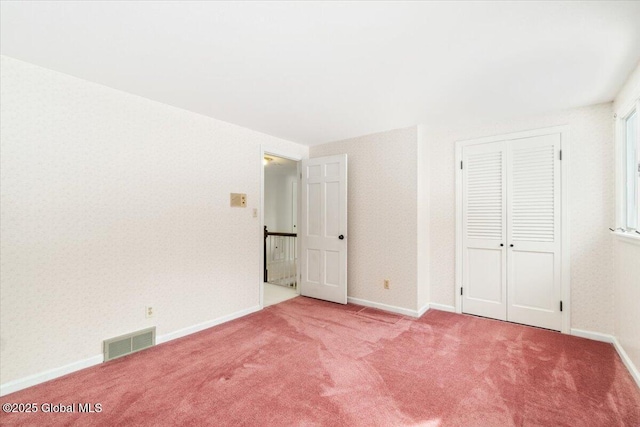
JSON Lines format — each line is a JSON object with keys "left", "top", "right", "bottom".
{"left": 506, "top": 134, "right": 562, "bottom": 331}
{"left": 461, "top": 133, "right": 563, "bottom": 331}
{"left": 461, "top": 141, "right": 507, "bottom": 320}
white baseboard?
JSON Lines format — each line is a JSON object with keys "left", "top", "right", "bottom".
{"left": 347, "top": 297, "right": 420, "bottom": 318}
{"left": 570, "top": 328, "right": 615, "bottom": 343}
{"left": 612, "top": 337, "right": 640, "bottom": 388}
{"left": 0, "top": 305, "right": 262, "bottom": 397}
{"left": 417, "top": 303, "right": 430, "bottom": 317}
{"left": 0, "top": 354, "right": 103, "bottom": 397}
{"left": 572, "top": 328, "right": 640, "bottom": 389}
{"left": 157, "top": 305, "right": 261, "bottom": 344}
{"left": 429, "top": 303, "right": 456, "bottom": 313}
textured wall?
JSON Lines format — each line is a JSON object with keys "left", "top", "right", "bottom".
{"left": 612, "top": 61, "right": 640, "bottom": 373}
{"left": 416, "top": 126, "right": 430, "bottom": 310}
{"left": 0, "top": 56, "right": 307, "bottom": 384}
{"left": 310, "top": 128, "right": 418, "bottom": 310}
{"left": 426, "top": 103, "right": 616, "bottom": 334}
{"left": 613, "top": 239, "right": 640, "bottom": 371}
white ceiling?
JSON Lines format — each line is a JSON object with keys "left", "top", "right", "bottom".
{"left": 1, "top": 1, "right": 639, "bottom": 146}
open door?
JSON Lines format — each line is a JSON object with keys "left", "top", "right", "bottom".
{"left": 300, "top": 154, "right": 348, "bottom": 304}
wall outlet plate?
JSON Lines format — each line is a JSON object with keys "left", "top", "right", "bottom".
{"left": 145, "top": 306, "right": 154, "bottom": 318}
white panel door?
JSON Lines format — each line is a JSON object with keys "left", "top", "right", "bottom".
{"left": 506, "top": 134, "right": 562, "bottom": 330}
{"left": 300, "top": 154, "right": 347, "bottom": 304}
{"left": 461, "top": 141, "right": 508, "bottom": 320}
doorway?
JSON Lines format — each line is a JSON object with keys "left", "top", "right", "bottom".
{"left": 263, "top": 154, "right": 300, "bottom": 307}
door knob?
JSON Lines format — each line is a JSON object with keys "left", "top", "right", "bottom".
{"left": 500, "top": 243, "right": 504, "bottom": 247}
{"left": 510, "top": 244, "right": 514, "bottom": 247}
{"left": 338, "top": 235, "right": 344, "bottom": 240}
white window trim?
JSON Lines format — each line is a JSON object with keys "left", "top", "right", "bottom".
{"left": 614, "top": 97, "right": 640, "bottom": 243}
{"left": 612, "top": 230, "right": 640, "bottom": 245}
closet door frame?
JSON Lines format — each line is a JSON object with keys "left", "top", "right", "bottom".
{"left": 455, "top": 125, "right": 571, "bottom": 334}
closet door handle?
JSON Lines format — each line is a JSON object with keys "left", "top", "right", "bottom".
{"left": 500, "top": 243, "right": 504, "bottom": 247}
{"left": 338, "top": 235, "right": 344, "bottom": 240}
{"left": 510, "top": 244, "right": 514, "bottom": 247}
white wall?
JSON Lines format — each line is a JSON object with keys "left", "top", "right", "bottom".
{"left": 0, "top": 56, "right": 308, "bottom": 387}
{"left": 310, "top": 127, "right": 419, "bottom": 311}
{"left": 416, "top": 125, "right": 430, "bottom": 311}
{"left": 613, "top": 239, "right": 640, "bottom": 375}
{"left": 426, "top": 103, "right": 616, "bottom": 333}
{"left": 612, "top": 62, "right": 640, "bottom": 378}
{"left": 264, "top": 169, "right": 297, "bottom": 233}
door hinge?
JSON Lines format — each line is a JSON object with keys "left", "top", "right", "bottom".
{"left": 559, "top": 150, "right": 562, "bottom": 161}
{"left": 460, "top": 287, "right": 463, "bottom": 296}
{"left": 460, "top": 161, "right": 463, "bottom": 170}
{"left": 560, "top": 301, "right": 563, "bottom": 312}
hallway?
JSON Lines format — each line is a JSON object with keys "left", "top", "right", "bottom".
{"left": 264, "top": 283, "right": 298, "bottom": 307}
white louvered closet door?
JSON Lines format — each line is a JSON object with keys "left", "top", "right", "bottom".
{"left": 506, "top": 134, "right": 562, "bottom": 331}
{"left": 461, "top": 141, "right": 508, "bottom": 320}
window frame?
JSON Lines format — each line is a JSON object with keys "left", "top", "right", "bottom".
{"left": 615, "top": 97, "right": 640, "bottom": 240}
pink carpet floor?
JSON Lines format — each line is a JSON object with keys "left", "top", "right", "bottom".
{"left": 1, "top": 297, "right": 639, "bottom": 426}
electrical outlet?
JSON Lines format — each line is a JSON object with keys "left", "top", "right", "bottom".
{"left": 384, "top": 279, "right": 390, "bottom": 290}
{"left": 145, "top": 306, "right": 154, "bottom": 318}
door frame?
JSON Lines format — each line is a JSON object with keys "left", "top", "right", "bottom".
{"left": 455, "top": 125, "right": 571, "bottom": 334}
{"left": 260, "top": 146, "right": 303, "bottom": 309}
